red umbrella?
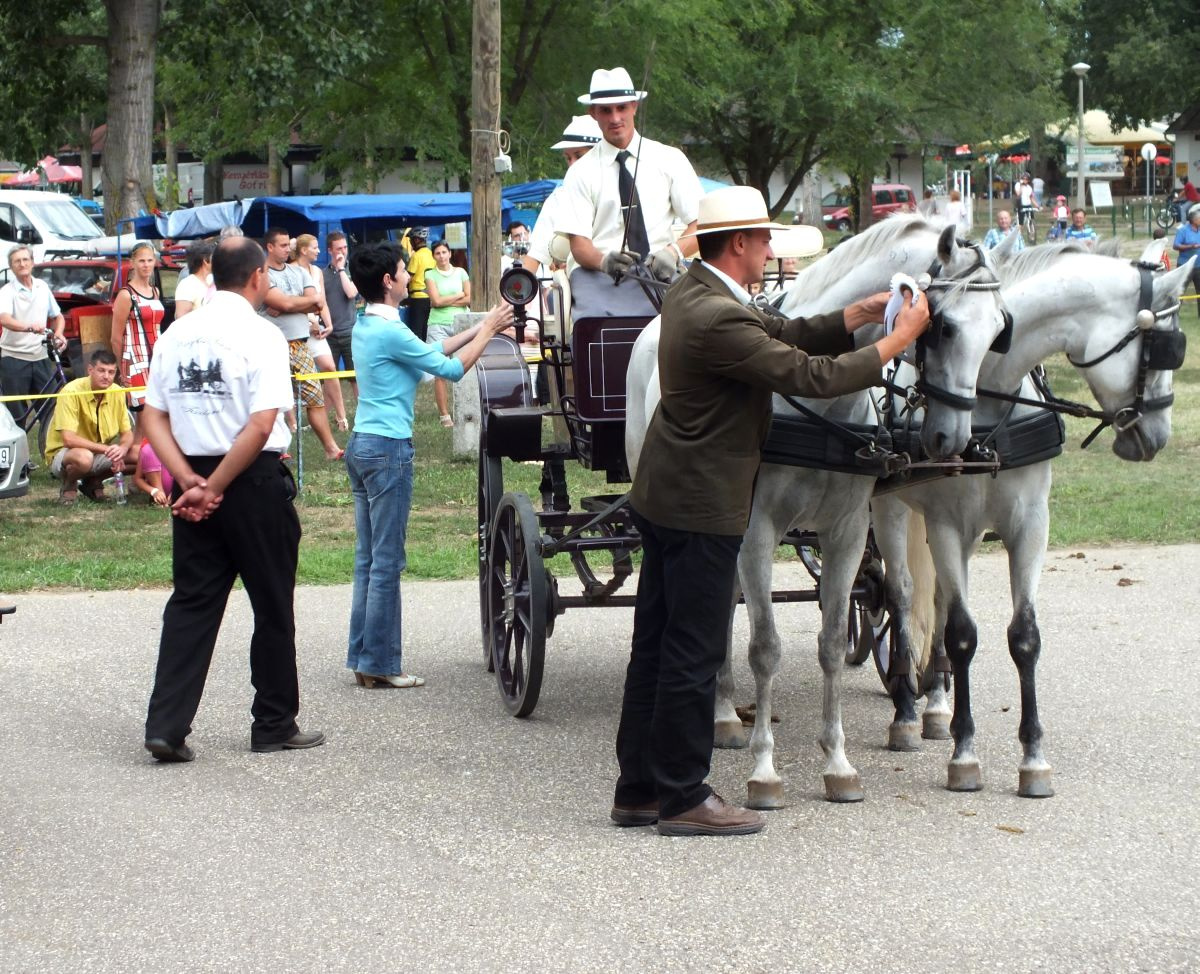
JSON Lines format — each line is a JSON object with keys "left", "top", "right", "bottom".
{"left": 6, "top": 156, "right": 83, "bottom": 186}
{"left": 1155, "top": 155, "right": 1171, "bottom": 164}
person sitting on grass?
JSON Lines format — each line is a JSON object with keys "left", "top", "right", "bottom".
{"left": 44, "top": 349, "right": 133, "bottom": 506}
{"left": 133, "top": 436, "right": 174, "bottom": 507}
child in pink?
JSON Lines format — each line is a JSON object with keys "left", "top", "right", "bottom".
{"left": 134, "top": 438, "right": 174, "bottom": 507}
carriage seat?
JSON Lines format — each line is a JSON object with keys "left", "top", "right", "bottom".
{"left": 565, "top": 268, "right": 661, "bottom": 424}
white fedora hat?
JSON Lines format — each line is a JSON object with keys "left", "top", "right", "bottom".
{"left": 683, "top": 185, "right": 824, "bottom": 257}
{"left": 577, "top": 67, "right": 647, "bottom": 106}
{"left": 550, "top": 115, "right": 603, "bottom": 150}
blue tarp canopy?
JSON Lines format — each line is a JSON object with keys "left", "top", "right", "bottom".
{"left": 500, "top": 180, "right": 561, "bottom": 206}
{"left": 132, "top": 192, "right": 513, "bottom": 244}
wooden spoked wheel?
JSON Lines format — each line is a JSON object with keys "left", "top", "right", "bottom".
{"left": 478, "top": 447, "right": 503, "bottom": 670}
{"left": 485, "top": 493, "right": 547, "bottom": 717}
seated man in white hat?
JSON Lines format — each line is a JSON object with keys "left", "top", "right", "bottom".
{"left": 557, "top": 66, "right": 702, "bottom": 283}
{"left": 611, "top": 186, "right": 931, "bottom": 837}
{"left": 523, "top": 115, "right": 603, "bottom": 276}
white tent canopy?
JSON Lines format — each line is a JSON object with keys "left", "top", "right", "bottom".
{"left": 1050, "top": 110, "right": 1174, "bottom": 145}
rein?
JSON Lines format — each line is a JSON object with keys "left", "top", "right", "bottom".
{"left": 975, "top": 264, "right": 1185, "bottom": 449}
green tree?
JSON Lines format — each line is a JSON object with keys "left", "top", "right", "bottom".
{"left": 1072, "top": 0, "right": 1200, "bottom": 128}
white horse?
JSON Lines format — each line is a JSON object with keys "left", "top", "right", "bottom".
{"left": 626, "top": 216, "right": 1010, "bottom": 804}
{"left": 871, "top": 243, "right": 1193, "bottom": 797}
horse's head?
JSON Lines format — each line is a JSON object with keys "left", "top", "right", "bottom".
{"left": 917, "top": 225, "right": 1012, "bottom": 459}
{"left": 1071, "top": 260, "right": 1191, "bottom": 462}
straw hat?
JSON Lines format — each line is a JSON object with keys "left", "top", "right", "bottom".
{"left": 550, "top": 115, "right": 603, "bottom": 150}
{"left": 682, "top": 186, "right": 824, "bottom": 257}
{"left": 577, "top": 67, "right": 647, "bottom": 106}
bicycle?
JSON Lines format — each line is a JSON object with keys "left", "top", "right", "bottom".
{"left": 1155, "top": 194, "right": 1182, "bottom": 230}
{"left": 1018, "top": 205, "right": 1038, "bottom": 243}
{"left": 8, "top": 334, "right": 69, "bottom": 462}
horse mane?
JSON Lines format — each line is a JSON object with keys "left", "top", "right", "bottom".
{"left": 1095, "top": 237, "right": 1123, "bottom": 258}
{"left": 794, "top": 213, "right": 939, "bottom": 296}
{"left": 997, "top": 241, "right": 1093, "bottom": 286}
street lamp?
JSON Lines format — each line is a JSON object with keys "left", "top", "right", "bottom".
{"left": 1073, "top": 61, "right": 1090, "bottom": 210}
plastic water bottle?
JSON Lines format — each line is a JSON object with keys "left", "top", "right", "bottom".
{"left": 114, "top": 470, "right": 127, "bottom": 505}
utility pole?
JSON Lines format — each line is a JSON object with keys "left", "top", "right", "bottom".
{"left": 471, "top": 0, "right": 502, "bottom": 305}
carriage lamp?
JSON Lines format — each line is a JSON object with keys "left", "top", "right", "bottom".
{"left": 499, "top": 266, "right": 540, "bottom": 344}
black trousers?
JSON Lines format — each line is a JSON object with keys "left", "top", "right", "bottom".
{"left": 615, "top": 509, "right": 743, "bottom": 818}
{"left": 145, "top": 453, "right": 302, "bottom": 749}
{"left": 405, "top": 297, "right": 430, "bottom": 342}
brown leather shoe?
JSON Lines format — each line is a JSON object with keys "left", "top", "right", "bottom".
{"left": 657, "top": 793, "right": 766, "bottom": 836}
{"left": 610, "top": 800, "right": 659, "bottom": 827}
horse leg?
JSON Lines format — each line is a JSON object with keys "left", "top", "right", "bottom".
{"left": 816, "top": 513, "right": 871, "bottom": 802}
{"left": 1002, "top": 513, "right": 1054, "bottom": 798}
{"left": 737, "top": 514, "right": 786, "bottom": 801}
{"left": 713, "top": 573, "right": 746, "bottom": 749}
{"left": 922, "top": 589, "right": 953, "bottom": 741}
{"left": 928, "top": 531, "right": 983, "bottom": 792}
{"left": 870, "top": 495, "right": 921, "bottom": 751}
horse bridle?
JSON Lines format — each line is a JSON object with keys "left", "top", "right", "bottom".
{"left": 1063, "top": 264, "right": 1185, "bottom": 439}
{"left": 913, "top": 243, "right": 1012, "bottom": 412}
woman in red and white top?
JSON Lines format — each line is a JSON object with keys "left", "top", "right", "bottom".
{"left": 110, "top": 240, "right": 164, "bottom": 411}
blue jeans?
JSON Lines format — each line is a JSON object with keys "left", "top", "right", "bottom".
{"left": 345, "top": 432, "right": 415, "bottom": 677}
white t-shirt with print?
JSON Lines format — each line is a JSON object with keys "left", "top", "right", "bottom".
{"left": 147, "top": 290, "right": 293, "bottom": 455}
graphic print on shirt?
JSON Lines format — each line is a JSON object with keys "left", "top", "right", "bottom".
{"left": 171, "top": 336, "right": 231, "bottom": 415}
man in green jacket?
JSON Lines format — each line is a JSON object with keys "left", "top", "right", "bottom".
{"left": 612, "top": 186, "right": 931, "bottom": 836}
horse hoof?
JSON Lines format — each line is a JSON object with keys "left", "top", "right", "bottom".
{"left": 888, "top": 721, "right": 921, "bottom": 752}
{"left": 713, "top": 719, "right": 748, "bottom": 749}
{"left": 922, "top": 711, "right": 952, "bottom": 741}
{"left": 823, "top": 773, "right": 865, "bottom": 803}
{"left": 946, "top": 760, "right": 983, "bottom": 792}
{"left": 747, "top": 780, "right": 785, "bottom": 810}
{"left": 1018, "top": 767, "right": 1055, "bottom": 798}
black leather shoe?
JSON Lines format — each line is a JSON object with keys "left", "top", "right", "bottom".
{"left": 657, "top": 793, "right": 766, "bottom": 836}
{"left": 145, "top": 738, "right": 195, "bottom": 763}
{"left": 251, "top": 729, "right": 326, "bottom": 753}
{"left": 610, "top": 800, "right": 659, "bottom": 827}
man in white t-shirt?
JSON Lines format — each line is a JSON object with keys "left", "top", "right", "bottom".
{"left": 142, "top": 236, "right": 325, "bottom": 763}
{"left": 558, "top": 66, "right": 702, "bottom": 283}
{"left": 0, "top": 245, "right": 66, "bottom": 428}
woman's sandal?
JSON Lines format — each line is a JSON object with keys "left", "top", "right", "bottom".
{"left": 439, "top": 414, "right": 454, "bottom": 428}
{"left": 355, "top": 672, "right": 426, "bottom": 689}
{"left": 58, "top": 483, "right": 78, "bottom": 506}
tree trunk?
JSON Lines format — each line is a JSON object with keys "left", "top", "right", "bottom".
{"left": 799, "top": 170, "right": 822, "bottom": 228}
{"left": 204, "top": 158, "right": 223, "bottom": 206}
{"left": 163, "top": 104, "right": 179, "bottom": 210}
{"left": 267, "top": 143, "right": 282, "bottom": 195}
{"left": 363, "top": 133, "right": 376, "bottom": 194}
{"left": 470, "top": 0, "right": 502, "bottom": 307}
{"left": 79, "top": 114, "right": 94, "bottom": 201}
{"left": 101, "top": 0, "right": 159, "bottom": 232}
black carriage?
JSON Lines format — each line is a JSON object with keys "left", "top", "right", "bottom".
{"left": 475, "top": 267, "right": 897, "bottom": 717}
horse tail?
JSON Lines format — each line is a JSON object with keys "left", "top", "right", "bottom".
{"left": 906, "top": 510, "right": 936, "bottom": 683}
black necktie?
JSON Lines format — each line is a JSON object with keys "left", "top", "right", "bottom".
{"left": 616, "top": 149, "right": 651, "bottom": 258}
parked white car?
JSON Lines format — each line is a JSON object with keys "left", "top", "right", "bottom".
{"left": 0, "top": 189, "right": 128, "bottom": 260}
{"left": 0, "top": 406, "right": 30, "bottom": 499}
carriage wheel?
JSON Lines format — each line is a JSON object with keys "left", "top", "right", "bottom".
{"left": 486, "top": 493, "right": 547, "bottom": 717}
{"left": 478, "top": 446, "right": 503, "bottom": 670}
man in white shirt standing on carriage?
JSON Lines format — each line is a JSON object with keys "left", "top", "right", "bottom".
{"left": 558, "top": 67, "right": 703, "bottom": 283}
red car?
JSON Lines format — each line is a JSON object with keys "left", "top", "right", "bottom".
{"left": 823, "top": 183, "right": 917, "bottom": 231}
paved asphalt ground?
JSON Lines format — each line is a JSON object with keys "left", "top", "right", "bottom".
{"left": 1, "top": 544, "right": 1197, "bottom": 973}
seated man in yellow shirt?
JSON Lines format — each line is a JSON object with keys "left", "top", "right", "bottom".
{"left": 45, "top": 348, "right": 133, "bottom": 505}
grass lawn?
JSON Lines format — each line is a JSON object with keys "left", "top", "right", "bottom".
{"left": 2, "top": 245, "right": 1197, "bottom": 593}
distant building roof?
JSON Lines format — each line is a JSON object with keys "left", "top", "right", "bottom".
{"left": 1166, "top": 103, "right": 1200, "bottom": 135}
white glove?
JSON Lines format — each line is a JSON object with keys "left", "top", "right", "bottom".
{"left": 601, "top": 250, "right": 638, "bottom": 283}
{"left": 884, "top": 272, "right": 920, "bottom": 336}
{"left": 646, "top": 246, "right": 683, "bottom": 283}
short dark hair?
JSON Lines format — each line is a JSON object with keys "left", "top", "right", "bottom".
{"left": 507, "top": 221, "right": 528, "bottom": 235}
{"left": 432, "top": 238, "right": 452, "bottom": 255}
{"left": 212, "top": 237, "right": 266, "bottom": 290}
{"left": 1071, "top": 208, "right": 1086, "bottom": 218}
{"left": 89, "top": 348, "right": 117, "bottom": 366}
{"left": 186, "top": 239, "right": 215, "bottom": 273}
{"left": 264, "top": 226, "right": 290, "bottom": 246}
{"left": 326, "top": 230, "right": 347, "bottom": 248}
{"left": 350, "top": 242, "right": 404, "bottom": 303}
{"left": 696, "top": 229, "right": 736, "bottom": 262}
